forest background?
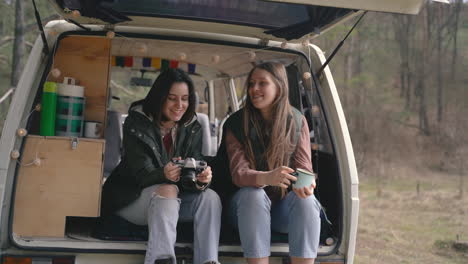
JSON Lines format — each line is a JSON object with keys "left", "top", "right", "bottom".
{"left": 0, "top": 1, "right": 467, "bottom": 263}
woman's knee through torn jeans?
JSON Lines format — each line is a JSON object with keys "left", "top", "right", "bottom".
{"left": 229, "top": 187, "right": 321, "bottom": 258}
{"left": 117, "top": 184, "right": 222, "bottom": 264}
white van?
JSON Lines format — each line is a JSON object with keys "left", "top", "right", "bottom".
{"left": 0, "top": 1, "right": 433, "bottom": 263}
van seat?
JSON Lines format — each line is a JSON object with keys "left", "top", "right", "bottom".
{"left": 104, "top": 110, "right": 123, "bottom": 178}
{"left": 197, "top": 112, "right": 214, "bottom": 157}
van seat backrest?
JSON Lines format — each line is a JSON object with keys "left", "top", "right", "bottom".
{"left": 104, "top": 110, "right": 123, "bottom": 178}
{"left": 197, "top": 112, "right": 214, "bottom": 157}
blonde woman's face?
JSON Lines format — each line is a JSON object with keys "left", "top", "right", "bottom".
{"left": 248, "top": 68, "right": 278, "bottom": 113}
{"left": 162, "top": 82, "right": 189, "bottom": 123}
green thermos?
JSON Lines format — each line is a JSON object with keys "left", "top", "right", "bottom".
{"left": 39, "top": 81, "right": 57, "bottom": 136}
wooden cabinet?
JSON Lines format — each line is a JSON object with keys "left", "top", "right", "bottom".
{"left": 47, "top": 35, "right": 111, "bottom": 125}
{"left": 13, "top": 135, "right": 105, "bottom": 237}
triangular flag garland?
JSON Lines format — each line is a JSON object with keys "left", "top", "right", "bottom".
{"left": 112, "top": 56, "right": 196, "bottom": 74}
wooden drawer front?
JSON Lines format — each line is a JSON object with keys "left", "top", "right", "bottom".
{"left": 13, "top": 135, "right": 104, "bottom": 237}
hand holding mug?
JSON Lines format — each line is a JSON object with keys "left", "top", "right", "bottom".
{"left": 291, "top": 168, "right": 317, "bottom": 199}
{"left": 265, "top": 166, "right": 297, "bottom": 189}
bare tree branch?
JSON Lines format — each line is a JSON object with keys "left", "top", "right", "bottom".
{"left": 0, "top": 14, "right": 61, "bottom": 49}
{"left": 0, "top": 36, "right": 14, "bottom": 48}
{"left": 24, "top": 14, "right": 61, "bottom": 33}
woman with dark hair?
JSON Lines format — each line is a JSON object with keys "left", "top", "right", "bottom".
{"left": 101, "top": 68, "right": 221, "bottom": 264}
{"left": 223, "top": 62, "right": 321, "bottom": 264}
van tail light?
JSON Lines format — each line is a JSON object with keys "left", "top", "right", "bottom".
{"left": 1, "top": 256, "right": 74, "bottom": 264}
{"left": 2, "top": 257, "right": 31, "bottom": 264}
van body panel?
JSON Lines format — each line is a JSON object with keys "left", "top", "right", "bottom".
{"left": 265, "top": 0, "right": 426, "bottom": 15}
{"left": 0, "top": 37, "right": 47, "bottom": 249}
{"left": 309, "top": 44, "right": 359, "bottom": 264}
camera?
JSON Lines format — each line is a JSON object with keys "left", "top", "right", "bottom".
{"left": 172, "top": 158, "right": 208, "bottom": 191}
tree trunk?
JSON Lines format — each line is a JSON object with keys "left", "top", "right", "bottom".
{"left": 10, "top": 0, "right": 26, "bottom": 88}
{"left": 450, "top": 0, "right": 462, "bottom": 80}
{"left": 436, "top": 5, "right": 444, "bottom": 123}
{"left": 394, "top": 15, "right": 413, "bottom": 110}
{"left": 417, "top": 5, "right": 431, "bottom": 136}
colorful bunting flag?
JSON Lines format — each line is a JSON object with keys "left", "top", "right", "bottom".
{"left": 170, "top": 60, "right": 179, "bottom": 69}
{"left": 143, "top": 57, "right": 152, "bottom": 67}
{"left": 111, "top": 56, "right": 196, "bottom": 74}
{"left": 161, "top": 59, "right": 170, "bottom": 71}
{"left": 124, "top": 56, "right": 133, "bottom": 67}
{"left": 188, "top": 63, "right": 196, "bottom": 74}
{"left": 115, "top": 56, "right": 125, "bottom": 67}
{"left": 152, "top": 58, "right": 161, "bottom": 69}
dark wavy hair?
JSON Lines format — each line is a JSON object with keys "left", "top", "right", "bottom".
{"left": 142, "top": 68, "right": 196, "bottom": 125}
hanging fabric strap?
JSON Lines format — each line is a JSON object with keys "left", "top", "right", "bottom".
{"left": 32, "top": 0, "right": 49, "bottom": 55}
{"left": 315, "top": 11, "right": 367, "bottom": 78}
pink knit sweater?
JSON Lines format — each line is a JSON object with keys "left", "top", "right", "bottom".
{"left": 225, "top": 116, "right": 313, "bottom": 188}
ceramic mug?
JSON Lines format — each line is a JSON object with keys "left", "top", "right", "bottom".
{"left": 292, "top": 168, "right": 316, "bottom": 188}
{"left": 84, "top": 121, "right": 103, "bottom": 138}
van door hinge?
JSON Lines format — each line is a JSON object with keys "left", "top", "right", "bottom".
{"left": 71, "top": 137, "right": 79, "bottom": 150}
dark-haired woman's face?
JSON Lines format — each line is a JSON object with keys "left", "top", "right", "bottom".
{"left": 162, "top": 82, "right": 189, "bottom": 123}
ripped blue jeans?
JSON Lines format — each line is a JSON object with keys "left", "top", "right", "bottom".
{"left": 229, "top": 187, "right": 321, "bottom": 258}
{"left": 117, "top": 184, "right": 222, "bottom": 264}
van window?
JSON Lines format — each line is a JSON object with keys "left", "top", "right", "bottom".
{"left": 108, "top": 0, "right": 309, "bottom": 28}
{"left": 298, "top": 61, "right": 334, "bottom": 155}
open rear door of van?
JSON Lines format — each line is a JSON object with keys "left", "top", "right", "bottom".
{"left": 47, "top": 0, "right": 442, "bottom": 43}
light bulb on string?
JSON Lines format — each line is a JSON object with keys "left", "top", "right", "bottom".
{"left": 303, "top": 72, "right": 312, "bottom": 80}
{"left": 17, "top": 128, "right": 27, "bottom": 137}
{"left": 71, "top": 10, "right": 81, "bottom": 18}
{"left": 10, "top": 150, "right": 20, "bottom": 160}
{"left": 178, "top": 52, "right": 187, "bottom": 61}
{"left": 136, "top": 43, "right": 147, "bottom": 54}
{"left": 211, "top": 55, "right": 220, "bottom": 64}
{"left": 51, "top": 68, "right": 61, "bottom": 78}
{"left": 106, "top": 31, "right": 115, "bottom": 39}
{"left": 248, "top": 51, "right": 256, "bottom": 61}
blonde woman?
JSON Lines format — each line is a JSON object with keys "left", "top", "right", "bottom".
{"left": 224, "top": 62, "right": 321, "bottom": 264}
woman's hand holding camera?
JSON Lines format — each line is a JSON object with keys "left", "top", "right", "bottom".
{"left": 196, "top": 166, "right": 212, "bottom": 183}
{"left": 164, "top": 162, "right": 181, "bottom": 182}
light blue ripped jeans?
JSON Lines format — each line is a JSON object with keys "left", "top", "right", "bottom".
{"left": 117, "top": 184, "right": 222, "bottom": 264}
{"left": 229, "top": 187, "right": 321, "bottom": 258}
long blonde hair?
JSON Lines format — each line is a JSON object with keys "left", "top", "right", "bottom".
{"left": 242, "top": 62, "right": 295, "bottom": 170}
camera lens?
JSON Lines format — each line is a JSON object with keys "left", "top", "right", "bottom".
{"left": 181, "top": 169, "right": 197, "bottom": 190}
